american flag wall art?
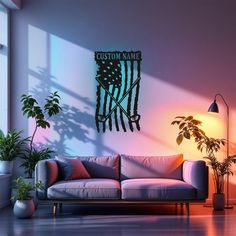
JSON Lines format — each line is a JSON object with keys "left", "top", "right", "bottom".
{"left": 95, "top": 51, "right": 142, "bottom": 133}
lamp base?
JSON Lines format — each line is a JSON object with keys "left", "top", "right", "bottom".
{"left": 204, "top": 204, "right": 234, "bottom": 209}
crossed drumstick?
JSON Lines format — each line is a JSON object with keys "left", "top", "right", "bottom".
{"left": 96, "top": 77, "right": 141, "bottom": 123}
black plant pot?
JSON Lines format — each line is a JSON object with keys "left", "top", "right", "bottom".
{"left": 213, "top": 193, "right": 225, "bottom": 211}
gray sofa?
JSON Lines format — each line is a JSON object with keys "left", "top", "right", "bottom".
{"left": 35, "top": 154, "right": 208, "bottom": 216}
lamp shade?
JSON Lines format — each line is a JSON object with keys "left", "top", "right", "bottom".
{"left": 208, "top": 100, "right": 219, "bottom": 113}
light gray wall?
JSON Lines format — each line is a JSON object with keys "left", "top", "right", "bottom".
{"left": 10, "top": 0, "right": 236, "bottom": 181}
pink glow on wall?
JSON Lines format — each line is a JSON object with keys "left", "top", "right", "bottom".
{"left": 31, "top": 127, "right": 51, "bottom": 145}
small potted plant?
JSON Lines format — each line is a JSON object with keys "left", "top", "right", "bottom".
{"left": 20, "top": 91, "right": 62, "bottom": 178}
{"left": 12, "top": 177, "right": 43, "bottom": 218}
{"left": 0, "top": 129, "right": 28, "bottom": 174}
{"left": 171, "top": 115, "right": 236, "bottom": 210}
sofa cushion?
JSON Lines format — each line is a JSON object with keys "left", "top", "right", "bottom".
{"left": 47, "top": 179, "right": 121, "bottom": 199}
{"left": 56, "top": 156, "right": 90, "bottom": 180}
{"left": 121, "top": 178, "right": 196, "bottom": 200}
{"left": 76, "top": 155, "right": 120, "bottom": 180}
{"left": 120, "top": 154, "right": 183, "bottom": 180}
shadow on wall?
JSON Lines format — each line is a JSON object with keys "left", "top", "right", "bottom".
{"left": 29, "top": 67, "right": 117, "bottom": 156}
{"left": 29, "top": 67, "right": 95, "bottom": 108}
{"left": 21, "top": 0, "right": 236, "bottom": 107}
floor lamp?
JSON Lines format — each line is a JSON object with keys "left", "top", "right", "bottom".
{"left": 208, "top": 93, "right": 233, "bottom": 209}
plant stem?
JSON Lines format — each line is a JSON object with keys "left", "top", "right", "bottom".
{"left": 212, "top": 172, "right": 217, "bottom": 193}
{"left": 30, "top": 123, "right": 38, "bottom": 154}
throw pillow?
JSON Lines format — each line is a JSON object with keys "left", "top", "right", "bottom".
{"left": 56, "top": 156, "right": 91, "bottom": 180}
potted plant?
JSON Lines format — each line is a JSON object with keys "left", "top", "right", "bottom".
{"left": 20, "top": 91, "right": 62, "bottom": 178}
{"left": 21, "top": 148, "right": 53, "bottom": 179}
{"left": 12, "top": 177, "right": 43, "bottom": 218}
{"left": 0, "top": 129, "right": 28, "bottom": 174}
{"left": 171, "top": 115, "right": 236, "bottom": 210}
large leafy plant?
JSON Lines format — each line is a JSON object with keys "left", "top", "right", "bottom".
{"left": 12, "top": 177, "right": 43, "bottom": 200}
{"left": 21, "top": 91, "right": 62, "bottom": 178}
{"left": 171, "top": 115, "right": 236, "bottom": 194}
{"left": 0, "top": 129, "right": 28, "bottom": 161}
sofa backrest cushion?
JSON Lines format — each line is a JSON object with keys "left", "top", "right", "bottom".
{"left": 80, "top": 155, "right": 120, "bottom": 180}
{"left": 120, "top": 154, "right": 183, "bottom": 180}
{"left": 56, "top": 156, "right": 91, "bottom": 180}
{"left": 58, "top": 155, "right": 120, "bottom": 180}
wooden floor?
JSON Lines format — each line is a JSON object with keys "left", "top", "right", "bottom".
{"left": 0, "top": 203, "right": 235, "bottom": 236}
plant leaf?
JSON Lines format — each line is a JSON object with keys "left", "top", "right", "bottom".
{"left": 176, "top": 134, "right": 183, "bottom": 145}
{"left": 183, "top": 132, "right": 190, "bottom": 139}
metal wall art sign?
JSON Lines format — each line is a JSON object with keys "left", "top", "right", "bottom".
{"left": 95, "top": 51, "right": 142, "bottom": 133}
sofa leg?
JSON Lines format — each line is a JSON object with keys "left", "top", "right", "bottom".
{"left": 185, "top": 202, "right": 190, "bottom": 216}
{"left": 175, "top": 203, "right": 178, "bottom": 211}
{"left": 59, "top": 203, "right": 63, "bottom": 213}
{"left": 53, "top": 203, "right": 58, "bottom": 216}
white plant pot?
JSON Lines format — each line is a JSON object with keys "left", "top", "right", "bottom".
{"left": 0, "top": 160, "right": 13, "bottom": 174}
{"left": 11, "top": 178, "right": 38, "bottom": 208}
{"left": 11, "top": 189, "right": 38, "bottom": 207}
{"left": 13, "top": 199, "right": 35, "bottom": 218}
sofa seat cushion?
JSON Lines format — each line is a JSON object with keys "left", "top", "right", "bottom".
{"left": 47, "top": 179, "right": 121, "bottom": 200}
{"left": 121, "top": 178, "right": 196, "bottom": 200}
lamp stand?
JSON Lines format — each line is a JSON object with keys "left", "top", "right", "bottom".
{"left": 215, "top": 94, "right": 233, "bottom": 209}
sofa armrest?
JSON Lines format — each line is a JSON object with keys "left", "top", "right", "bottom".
{"left": 183, "top": 160, "right": 208, "bottom": 200}
{"left": 35, "top": 159, "right": 59, "bottom": 200}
